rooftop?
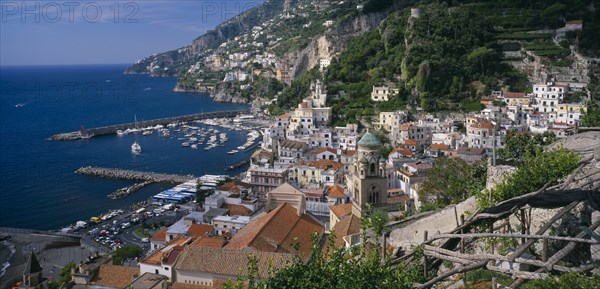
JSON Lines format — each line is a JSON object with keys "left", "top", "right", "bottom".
{"left": 224, "top": 203, "right": 324, "bottom": 258}
{"left": 329, "top": 203, "right": 352, "bottom": 219}
{"left": 357, "top": 132, "right": 381, "bottom": 147}
{"left": 91, "top": 265, "right": 140, "bottom": 288}
{"left": 327, "top": 184, "right": 346, "bottom": 198}
{"left": 331, "top": 214, "right": 361, "bottom": 248}
{"left": 127, "top": 272, "right": 167, "bottom": 289}
{"left": 174, "top": 246, "right": 294, "bottom": 279}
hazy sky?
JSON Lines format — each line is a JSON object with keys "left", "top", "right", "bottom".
{"left": 0, "top": 0, "right": 265, "bottom": 65}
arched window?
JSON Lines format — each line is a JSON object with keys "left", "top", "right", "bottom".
{"left": 368, "top": 185, "right": 379, "bottom": 204}
{"left": 370, "top": 163, "right": 375, "bottom": 174}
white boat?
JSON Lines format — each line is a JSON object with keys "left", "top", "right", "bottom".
{"left": 143, "top": 130, "right": 152, "bottom": 136}
{"left": 117, "top": 130, "right": 126, "bottom": 136}
{"left": 181, "top": 142, "right": 190, "bottom": 147}
{"left": 227, "top": 150, "right": 238, "bottom": 154}
{"left": 191, "top": 144, "right": 198, "bottom": 149}
{"left": 189, "top": 137, "right": 198, "bottom": 142}
{"left": 131, "top": 142, "right": 141, "bottom": 154}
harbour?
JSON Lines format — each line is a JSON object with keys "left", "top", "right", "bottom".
{"left": 49, "top": 110, "right": 247, "bottom": 140}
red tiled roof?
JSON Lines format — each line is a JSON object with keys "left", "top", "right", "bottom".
{"left": 150, "top": 228, "right": 167, "bottom": 242}
{"left": 174, "top": 246, "right": 294, "bottom": 280}
{"left": 429, "top": 144, "right": 449, "bottom": 151}
{"left": 331, "top": 214, "right": 361, "bottom": 248}
{"left": 471, "top": 121, "right": 494, "bottom": 129}
{"left": 404, "top": 139, "right": 417, "bottom": 146}
{"left": 277, "top": 113, "right": 289, "bottom": 119}
{"left": 503, "top": 92, "right": 527, "bottom": 98}
{"left": 92, "top": 265, "right": 139, "bottom": 288}
{"left": 224, "top": 203, "right": 324, "bottom": 258}
{"left": 190, "top": 236, "right": 227, "bottom": 248}
{"left": 221, "top": 203, "right": 253, "bottom": 216}
{"left": 341, "top": 150, "right": 356, "bottom": 156}
{"left": 391, "top": 146, "right": 414, "bottom": 156}
{"left": 187, "top": 224, "right": 213, "bottom": 238}
{"left": 308, "top": 159, "right": 343, "bottom": 170}
{"left": 309, "top": 147, "right": 337, "bottom": 155}
{"left": 329, "top": 203, "right": 352, "bottom": 219}
{"left": 328, "top": 184, "right": 346, "bottom": 198}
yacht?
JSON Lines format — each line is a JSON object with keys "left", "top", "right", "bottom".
{"left": 131, "top": 142, "right": 141, "bottom": 154}
{"left": 143, "top": 130, "right": 152, "bottom": 136}
{"left": 227, "top": 150, "right": 238, "bottom": 155}
{"left": 117, "top": 130, "right": 125, "bottom": 136}
{"left": 181, "top": 142, "right": 191, "bottom": 147}
{"left": 191, "top": 144, "right": 198, "bottom": 149}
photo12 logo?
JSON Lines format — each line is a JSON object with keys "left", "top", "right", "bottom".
{"left": 1, "top": 1, "right": 139, "bottom": 23}
{"left": 200, "top": 1, "right": 260, "bottom": 23}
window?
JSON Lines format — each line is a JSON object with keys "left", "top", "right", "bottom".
{"left": 370, "top": 163, "right": 375, "bottom": 174}
{"left": 368, "top": 185, "right": 379, "bottom": 204}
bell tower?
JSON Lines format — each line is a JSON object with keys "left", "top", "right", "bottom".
{"left": 351, "top": 131, "right": 388, "bottom": 218}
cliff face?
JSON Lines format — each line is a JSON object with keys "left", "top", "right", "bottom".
{"left": 286, "top": 9, "right": 392, "bottom": 77}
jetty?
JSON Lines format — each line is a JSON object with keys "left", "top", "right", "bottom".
{"left": 107, "top": 181, "right": 153, "bottom": 199}
{"left": 76, "top": 166, "right": 195, "bottom": 183}
{"left": 49, "top": 110, "right": 247, "bottom": 140}
{"left": 225, "top": 160, "right": 250, "bottom": 171}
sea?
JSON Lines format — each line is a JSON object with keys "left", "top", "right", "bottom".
{"left": 0, "top": 64, "right": 251, "bottom": 231}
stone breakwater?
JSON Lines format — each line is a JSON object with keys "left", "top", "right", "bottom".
{"left": 107, "top": 181, "right": 153, "bottom": 199}
{"left": 49, "top": 110, "right": 246, "bottom": 140}
{"left": 76, "top": 166, "right": 195, "bottom": 183}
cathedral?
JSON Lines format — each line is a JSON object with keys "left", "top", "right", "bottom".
{"left": 351, "top": 131, "right": 388, "bottom": 218}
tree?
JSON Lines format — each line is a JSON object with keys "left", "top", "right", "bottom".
{"left": 580, "top": 102, "right": 600, "bottom": 127}
{"left": 421, "top": 158, "right": 486, "bottom": 208}
{"left": 112, "top": 244, "right": 143, "bottom": 265}
{"left": 477, "top": 147, "right": 580, "bottom": 208}
{"left": 467, "top": 47, "right": 496, "bottom": 76}
{"left": 499, "top": 131, "right": 556, "bottom": 160}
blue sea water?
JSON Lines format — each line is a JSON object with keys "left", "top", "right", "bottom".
{"left": 0, "top": 64, "right": 251, "bottom": 230}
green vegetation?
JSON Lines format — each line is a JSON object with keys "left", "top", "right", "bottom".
{"left": 465, "top": 269, "right": 512, "bottom": 288}
{"left": 49, "top": 261, "right": 76, "bottom": 289}
{"left": 477, "top": 147, "right": 580, "bottom": 208}
{"left": 420, "top": 158, "right": 486, "bottom": 209}
{"left": 226, "top": 205, "right": 426, "bottom": 289}
{"left": 521, "top": 272, "right": 600, "bottom": 289}
{"left": 498, "top": 131, "right": 556, "bottom": 160}
{"left": 580, "top": 101, "right": 600, "bottom": 127}
{"left": 271, "top": 68, "right": 321, "bottom": 113}
{"left": 134, "top": 227, "right": 151, "bottom": 239}
{"left": 112, "top": 244, "right": 143, "bottom": 265}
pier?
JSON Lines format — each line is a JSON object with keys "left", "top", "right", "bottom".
{"left": 76, "top": 166, "right": 195, "bottom": 183}
{"left": 49, "top": 110, "right": 247, "bottom": 140}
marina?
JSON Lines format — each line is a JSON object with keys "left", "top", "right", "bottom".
{"left": 48, "top": 110, "right": 247, "bottom": 141}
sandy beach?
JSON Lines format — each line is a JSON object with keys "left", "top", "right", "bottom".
{"left": 0, "top": 231, "right": 98, "bottom": 289}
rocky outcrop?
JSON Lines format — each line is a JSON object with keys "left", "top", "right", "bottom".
{"left": 286, "top": 6, "right": 397, "bottom": 77}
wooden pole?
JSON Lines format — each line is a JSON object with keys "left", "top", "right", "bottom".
{"left": 423, "top": 230, "right": 428, "bottom": 277}
{"left": 460, "top": 215, "right": 465, "bottom": 254}
{"left": 542, "top": 237, "right": 548, "bottom": 262}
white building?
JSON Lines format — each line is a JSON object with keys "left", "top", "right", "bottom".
{"left": 371, "top": 85, "right": 399, "bottom": 102}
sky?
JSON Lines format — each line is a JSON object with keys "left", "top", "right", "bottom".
{"left": 0, "top": 0, "right": 265, "bottom": 65}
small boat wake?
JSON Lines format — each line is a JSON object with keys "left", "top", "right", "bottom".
{"left": 0, "top": 240, "right": 16, "bottom": 279}
{"left": 143, "top": 87, "right": 151, "bottom": 91}
{"left": 14, "top": 103, "right": 26, "bottom": 108}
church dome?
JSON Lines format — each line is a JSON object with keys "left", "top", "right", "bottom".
{"left": 358, "top": 132, "right": 381, "bottom": 147}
